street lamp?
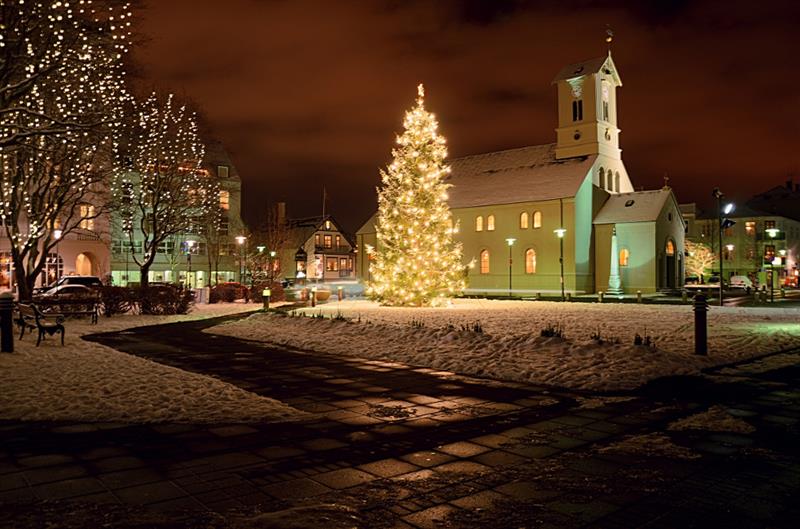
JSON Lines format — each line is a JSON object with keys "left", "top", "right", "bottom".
{"left": 269, "top": 250, "right": 277, "bottom": 283}
{"left": 712, "top": 187, "right": 735, "bottom": 306}
{"left": 554, "top": 228, "right": 567, "bottom": 301}
{"left": 53, "top": 229, "right": 62, "bottom": 282}
{"left": 235, "top": 235, "right": 247, "bottom": 283}
{"left": 505, "top": 238, "right": 516, "bottom": 298}
{"left": 185, "top": 239, "right": 196, "bottom": 288}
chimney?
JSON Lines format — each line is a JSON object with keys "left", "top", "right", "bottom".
{"left": 277, "top": 202, "right": 286, "bottom": 225}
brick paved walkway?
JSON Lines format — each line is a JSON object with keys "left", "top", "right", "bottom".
{"left": 1, "top": 312, "right": 799, "bottom": 528}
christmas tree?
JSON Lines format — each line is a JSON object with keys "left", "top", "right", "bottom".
{"left": 367, "top": 85, "right": 465, "bottom": 306}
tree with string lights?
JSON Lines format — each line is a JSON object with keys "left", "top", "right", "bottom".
{"left": 367, "top": 85, "right": 465, "bottom": 306}
{"left": 685, "top": 240, "right": 716, "bottom": 284}
{"left": 114, "top": 92, "right": 219, "bottom": 290}
{"left": 0, "top": 1, "right": 132, "bottom": 300}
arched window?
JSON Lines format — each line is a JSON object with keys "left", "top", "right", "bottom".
{"left": 475, "top": 215, "right": 483, "bottom": 232}
{"left": 615, "top": 172, "right": 621, "bottom": 193}
{"left": 525, "top": 249, "right": 537, "bottom": 274}
{"left": 599, "top": 168, "right": 605, "bottom": 190}
{"left": 665, "top": 240, "right": 675, "bottom": 256}
{"left": 519, "top": 212, "right": 529, "bottom": 229}
{"left": 533, "top": 211, "right": 542, "bottom": 229}
{"left": 619, "top": 248, "right": 630, "bottom": 267}
{"left": 487, "top": 214, "right": 495, "bottom": 231}
{"left": 480, "top": 250, "right": 490, "bottom": 274}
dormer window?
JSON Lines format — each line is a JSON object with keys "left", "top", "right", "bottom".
{"left": 572, "top": 100, "right": 583, "bottom": 122}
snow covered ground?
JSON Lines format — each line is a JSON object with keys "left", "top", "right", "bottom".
{"left": 206, "top": 299, "right": 800, "bottom": 391}
{"left": 0, "top": 304, "right": 304, "bottom": 423}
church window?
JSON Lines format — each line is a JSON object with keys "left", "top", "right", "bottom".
{"left": 533, "top": 211, "right": 542, "bottom": 228}
{"left": 619, "top": 248, "right": 630, "bottom": 267}
{"left": 480, "top": 250, "right": 490, "bottom": 274}
{"left": 665, "top": 240, "right": 675, "bottom": 256}
{"left": 614, "top": 172, "right": 621, "bottom": 192}
{"left": 487, "top": 214, "right": 495, "bottom": 231}
{"left": 602, "top": 82, "right": 610, "bottom": 121}
{"left": 598, "top": 168, "right": 605, "bottom": 189}
{"left": 745, "top": 221, "right": 756, "bottom": 236}
{"left": 475, "top": 216, "right": 483, "bottom": 232}
{"left": 525, "top": 249, "right": 537, "bottom": 274}
{"left": 520, "top": 212, "right": 529, "bottom": 229}
{"left": 572, "top": 100, "right": 583, "bottom": 121}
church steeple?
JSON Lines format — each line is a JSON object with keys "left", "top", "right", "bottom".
{"left": 552, "top": 53, "right": 622, "bottom": 161}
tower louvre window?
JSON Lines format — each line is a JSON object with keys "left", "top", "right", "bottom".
{"left": 572, "top": 100, "right": 583, "bottom": 122}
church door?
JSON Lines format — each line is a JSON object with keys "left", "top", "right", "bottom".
{"left": 665, "top": 240, "right": 676, "bottom": 289}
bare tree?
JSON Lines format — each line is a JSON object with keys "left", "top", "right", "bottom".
{"left": 114, "top": 92, "right": 218, "bottom": 289}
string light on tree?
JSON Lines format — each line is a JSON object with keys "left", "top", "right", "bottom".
{"left": 367, "top": 84, "right": 465, "bottom": 306}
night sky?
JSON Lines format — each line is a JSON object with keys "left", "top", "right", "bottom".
{"left": 135, "top": 0, "right": 800, "bottom": 232}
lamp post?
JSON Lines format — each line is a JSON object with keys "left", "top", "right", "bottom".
{"left": 712, "top": 188, "right": 734, "bottom": 306}
{"left": 53, "top": 229, "right": 62, "bottom": 282}
{"left": 185, "top": 240, "right": 196, "bottom": 288}
{"left": 766, "top": 228, "right": 780, "bottom": 302}
{"left": 235, "top": 235, "right": 247, "bottom": 283}
{"left": 505, "top": 238, "right": 516, "bottom": 298}
{"left": 269, "top": 250, "right": 277, "bottom": 283}
{"left": 554, "top": 228, "right": 567, "bottom": 301}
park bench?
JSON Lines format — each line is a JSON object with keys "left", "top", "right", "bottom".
{"left": 15, "top": 303, "right": 65, "bottom": 346}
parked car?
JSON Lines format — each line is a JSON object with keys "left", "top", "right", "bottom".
{"left": 684, "top": 276, "right": 701, "bottom": 286}
{"left": 729, "top": 275, "right": 753, "bottom": 292}
{"left": 36, "top": 284, "right": 95, "bottom": 299}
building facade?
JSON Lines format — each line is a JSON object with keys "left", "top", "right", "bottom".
{"left": 357, "top": 53, "right": 685, "bottom": 295}
{"left": 280, "top": 212, "right": 357, "bottom": 284}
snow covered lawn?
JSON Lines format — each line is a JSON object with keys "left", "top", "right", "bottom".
{"left": 0, "top": 303, "right": 304, "bottom": 423}
{"left": 205, "top": 299, "right": 800, "bottom": 391}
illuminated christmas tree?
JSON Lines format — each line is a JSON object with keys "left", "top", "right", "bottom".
{"left": 367, "top": 85, "right": 465, "bottom": 306}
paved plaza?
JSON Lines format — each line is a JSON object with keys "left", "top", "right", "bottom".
{"left": 1, "top": 312, "right": 799, "bottom": 528}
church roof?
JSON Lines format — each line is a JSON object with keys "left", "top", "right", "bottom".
{"left": 445, "top": 144, "right": 596, "bottom": 208}
{"left": 551, "top": 54, "right": 621, "bottom": 85}
{"left": 593, "top": 189, "right": 673, "bottom": 224}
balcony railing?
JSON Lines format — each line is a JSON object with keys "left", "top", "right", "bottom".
{"left": 315, "top": 246, "right": 352, "bottom": 255}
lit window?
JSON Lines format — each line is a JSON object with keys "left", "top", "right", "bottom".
{"left": 315, "top": 234, "right": 320, "bottom": 246}
{"left": 475, "top": 216, "right": 483, "bottom": 232}
{"left": 487, "top": 215, "right": 495, "bottom": 231}
{"left": 619, "top": 248, "right": 630, "bottom": 266}
{"left": 480, "top": 250, "right": 490, "bottom": 274}
{"left": 520, "top": 212, "right": 529, "bottom": 229}
{"left": 335, "top": 235, "right": 341, "bottom": 248}
{"left": 525, "top": 249, "right": 536, "bottom": 274}
{"left": 665, "top": 240, "right": 675, "bottom": 256}
{"left": 325, "top": 220, "right": 331, "bottom": 230}
{"left": 744, "top": 222, "right": 755, "bottom": 236}
{"left": 219, "top": 190, "right": 230, "bottom": 210}
{"left": 326, "top": 258, "right": 338, "bottom": 271}
{"left": 79, "top": 204, "right": 95, "bottom": 231}
{"left": 764, "top": 245, "right": 775, "bottom": 262}
{"left": 324, "top": 235, "right": 332, "bottom": 248}
{"left": 217, "top": 165, "right": 229, "bottom": 179}
{"left": 533, "top": 211, "right": 542, "bottom": 229}
{"left": 598, "top": 168, "right": 605, "bottom": 190}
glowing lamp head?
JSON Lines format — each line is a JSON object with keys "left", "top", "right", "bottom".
{"left": 766, "top": 228, "right": 780, "bottom": 238}
{"left": 505, "top": 238, "right": 516, "bottom": 247}
{"left": 186, "top": 239, "right": 196, "bottom": 248}
{"left": 726, "top": 244, "right": 734, "bottom": 251}
{"left": 723, "top": 203, "right": 735, "bottom": 215}
{"left": 554, "top": 228, "right": 567, "bottom": 238}
{"left": 235, "top": 235, "right": 247, "bottom": 245}
{"left": 256, "top": 245, "right": 266, "bottom": 253}
{"left": 53, "top": 229, "right": 63, "bottom": 240}
{"left": 270, "top": 251, "right": 277, "bottom": 258}
{"left": 779, "top": 249, "right": 787, "bottom": 256}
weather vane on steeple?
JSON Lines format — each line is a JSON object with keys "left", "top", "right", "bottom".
{"left": 605, "top": 25, "right": 614, "bottom": 53}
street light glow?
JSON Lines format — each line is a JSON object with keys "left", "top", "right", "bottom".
{"left": 554, "top": 228, "right": 566, "bottom": 238}
{"left": 235, "top": 235, "right": 247, "bottom": 245}
{"left": 53, "top": 229, "right": 62, "bottom": 240}
{"left": 766, "top": 228, "right": 780, "bottom": 238}
{"left": 505, "top": 238, "right": 516, "bottom": 246}
{"left": 726, "top": 244, "right": 734, "bottom": 251}
{"left": 723, "top": 203, "right": 734, "bottom": 215}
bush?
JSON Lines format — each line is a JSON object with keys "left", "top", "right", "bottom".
{"left": 100, "top": 286, "right": 134, "bottom": 316}
{"left": 135, "top": 285, "right": 195, "bottom": 315}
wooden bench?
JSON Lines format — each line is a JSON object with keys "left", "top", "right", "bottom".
{"left": 35, "top": 298, "right": 99, "bottom": 324}
{"left": 15, "top": 303, "right": 65, "bottom": 346}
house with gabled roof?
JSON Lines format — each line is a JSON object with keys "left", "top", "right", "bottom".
{"left": 357, "top": 52, "right": 686, "bottom": 295}
{"left": 278, "top": 211, "right": 356, "bottom": 284}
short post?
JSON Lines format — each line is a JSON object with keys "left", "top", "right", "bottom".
{"left": 681, "top": 290, "right": 688, "bottom": 303}
{"left": 637, "top": 290, "right": 642, "bottom": 303}
{"left": 262, "top": 288, "right": 271, "bottom": 310}
{"left": 598, "top": 291, "right": 604, "bottom": 303}
{"left": 535, "top": 292, "right": 541, "bottom": 300}
{"left": 694, "top": 293, "right": 708, "bottom": 355}
{"left": 566, "top": 292, "right": 571, "bottom": 302}
{"left": 311, "top": 287, "right": 317, "bottom": 308}
{"left": 337, "top": 286, "right": 343, "bottom": 301}
{"left": 0, "top": 292, "right": 13, "bottom": 353}
{"left": 781, "top": 287, "right": 786, "bottom": 299}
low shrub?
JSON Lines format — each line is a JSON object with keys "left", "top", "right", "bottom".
{"left": 100, "top": 286, "right": 134, "bottom": 316}
{"left": 136, "top": 284, "right": 195, "bottom": 315}
{"left": 249, "top": 281, "right": 285, "bottom": 303}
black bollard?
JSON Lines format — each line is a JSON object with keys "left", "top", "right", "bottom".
{"left": 694, "top": 293, "right": 708, "bottom": 356}
{"left": 0, "top": 292, "right": 14, "bottom": 353}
